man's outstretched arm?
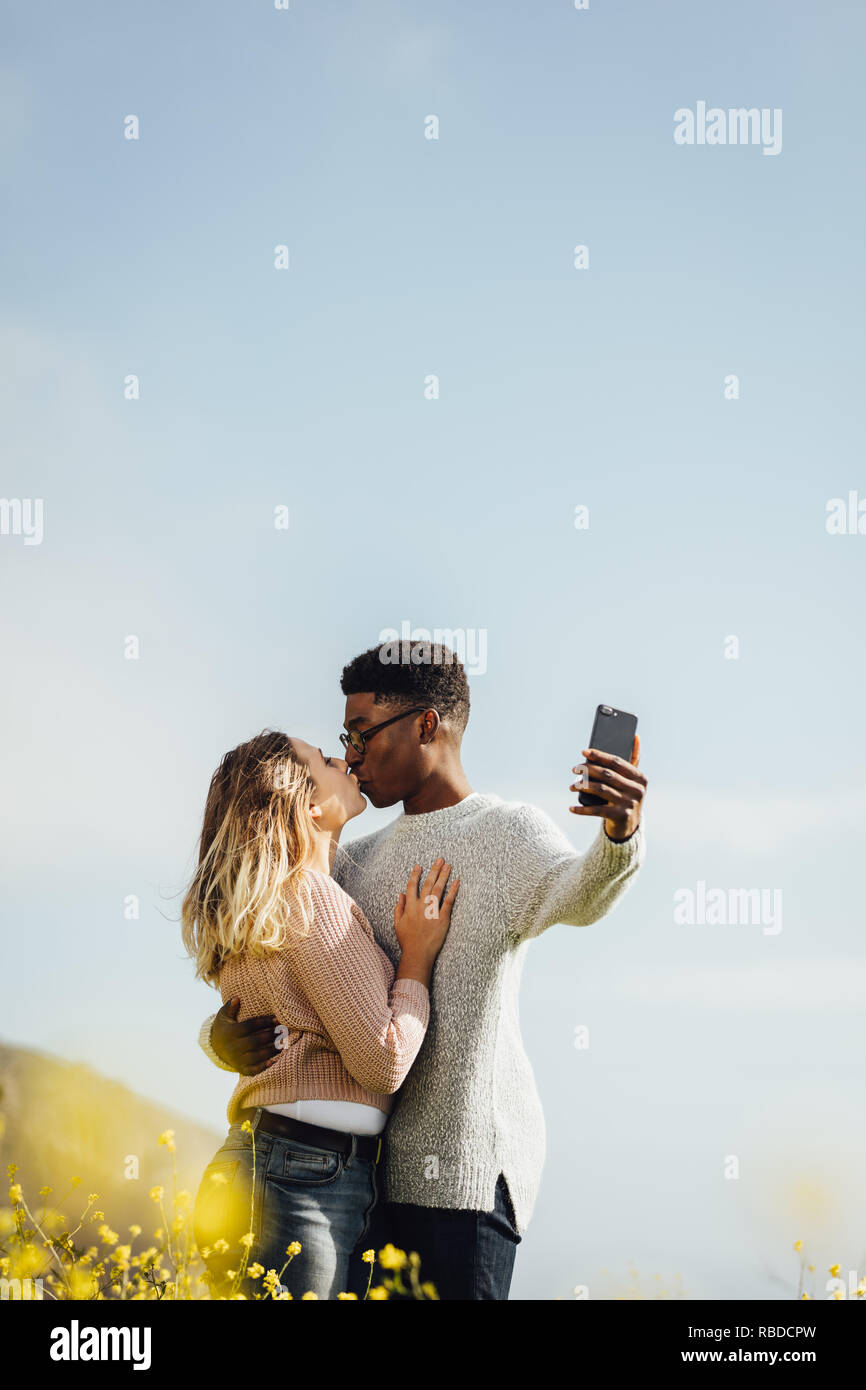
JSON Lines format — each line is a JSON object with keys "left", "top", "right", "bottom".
{"left": 198, "top": 996, "right": 280, "bottom": 1076}
{"left": 504, "top": 735, "right": 648, "bottom": 945}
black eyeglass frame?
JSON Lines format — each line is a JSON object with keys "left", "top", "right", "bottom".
{"left": 339, "top": 706, "right": 429, "bottom": 756}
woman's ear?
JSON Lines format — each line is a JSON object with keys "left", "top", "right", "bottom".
{"left": 309, "top": 802, "right": 322, "bottom": 822}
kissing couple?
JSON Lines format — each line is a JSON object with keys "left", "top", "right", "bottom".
{"left": 183, "top": 639, "right": 647, "bottom": 1300}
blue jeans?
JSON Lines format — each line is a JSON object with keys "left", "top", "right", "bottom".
{"left": 363, "top": 1173, "right": 521, "bottom": 1300}
{"left": 193, "top": 1110, "right": 380, "bottom": 1300}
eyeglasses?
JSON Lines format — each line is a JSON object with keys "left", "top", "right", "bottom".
{"left": 339, "top": 707, "right": 427, "bottom": 756}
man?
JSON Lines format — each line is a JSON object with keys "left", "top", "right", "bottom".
{"left": 198, "top": 639, "right": 647, "bottom": 1299}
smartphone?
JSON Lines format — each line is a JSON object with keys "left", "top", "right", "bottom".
{"left": 577, "top": 704, "right": 638, "bottom": 806}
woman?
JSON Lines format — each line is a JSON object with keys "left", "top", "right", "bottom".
{"left": 182, "top": 730, "right": 458, "bottom": 1300}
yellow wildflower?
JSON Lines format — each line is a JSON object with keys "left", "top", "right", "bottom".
{"left": 286, "top": 1241, "right": 301, "bottom": 1257}
{"left": 158, "top": 1130, "right": 176, "bottom": 1152}
{"left": 149, "top": 1186, "right": 164, "bottom": 1202}
{"left": 378, "top": 1244, "right": 408, "bottom": 1271}
{"left": 8, "top": 1184, "right": 22, "bottom": 1204}
{"left": 793, "top": 1240, "right": 802, "bottom": 1252}
{"left": 301, "top": 1291, "right": 319, "bottom": 1299}
{"left": 69, "top": 1267, "right": 96, "bottom": 1299}
{"left": 361, "top": 1249, "right": 374, "bottom": 1264}
{"left": 368, "top": 1285, "right": 389, "bottom": 1299}
{"left": 829, "top": 1263, "right": 840, "bottom": 1277}
{"left": 337, "top": 1291, "right": 358, "bottom": 1299}
{"left": 240, "top": 1232, "right": 255, "bottom": 1249}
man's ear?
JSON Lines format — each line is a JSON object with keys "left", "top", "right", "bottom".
{"left": 419, "top": 709, "right": 440, "bottom": 743}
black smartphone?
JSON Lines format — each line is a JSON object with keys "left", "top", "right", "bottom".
{"left": 577, "top": 704, "right": 638, "bottom": 806}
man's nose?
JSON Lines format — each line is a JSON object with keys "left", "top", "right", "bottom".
{"left": 343, "top": 744, "right": 362, "bottom": 768}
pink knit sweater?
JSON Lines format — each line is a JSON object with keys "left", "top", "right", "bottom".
{"left": 218, "top": 870, "right": 430, "bottom": 1124}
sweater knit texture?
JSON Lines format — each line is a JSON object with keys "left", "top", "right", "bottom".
{"left": 218, "top": 871, "right": 430, "bottom": 1124}
{"left": 328, "top": 796, "right": 644, "bottom": 1233}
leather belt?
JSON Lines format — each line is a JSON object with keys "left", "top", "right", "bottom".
{"left": 239, "top": 1108, "right": 383, "bottom": 1164}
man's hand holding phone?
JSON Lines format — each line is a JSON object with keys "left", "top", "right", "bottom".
{"left": 569, "top": 703, "right": 647, "bottom": 842}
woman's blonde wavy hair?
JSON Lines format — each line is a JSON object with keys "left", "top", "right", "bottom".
{"left": 181, "top": 730, "right": 319, "bottom": 985}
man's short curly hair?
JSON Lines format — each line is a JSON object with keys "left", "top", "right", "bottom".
{"left": 340, "top": 641, "right": 470, "bottom": 733}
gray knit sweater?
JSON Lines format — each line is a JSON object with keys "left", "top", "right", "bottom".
{"left": 200, "top": 793, "right": 645, "bottom": 1235}
{"left": 331, "top": 793, "right": 645, "bottom": 1234}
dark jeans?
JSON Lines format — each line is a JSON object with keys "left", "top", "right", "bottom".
{"left": 361, "top": 1173, "right": 521, "bottom": 1301}
{"left": 194, "top": 1114, "right": 380, "bottom": 1301}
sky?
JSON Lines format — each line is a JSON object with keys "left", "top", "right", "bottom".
{"left": 1, "top": 0, "right": 865, "bottom": 1300}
